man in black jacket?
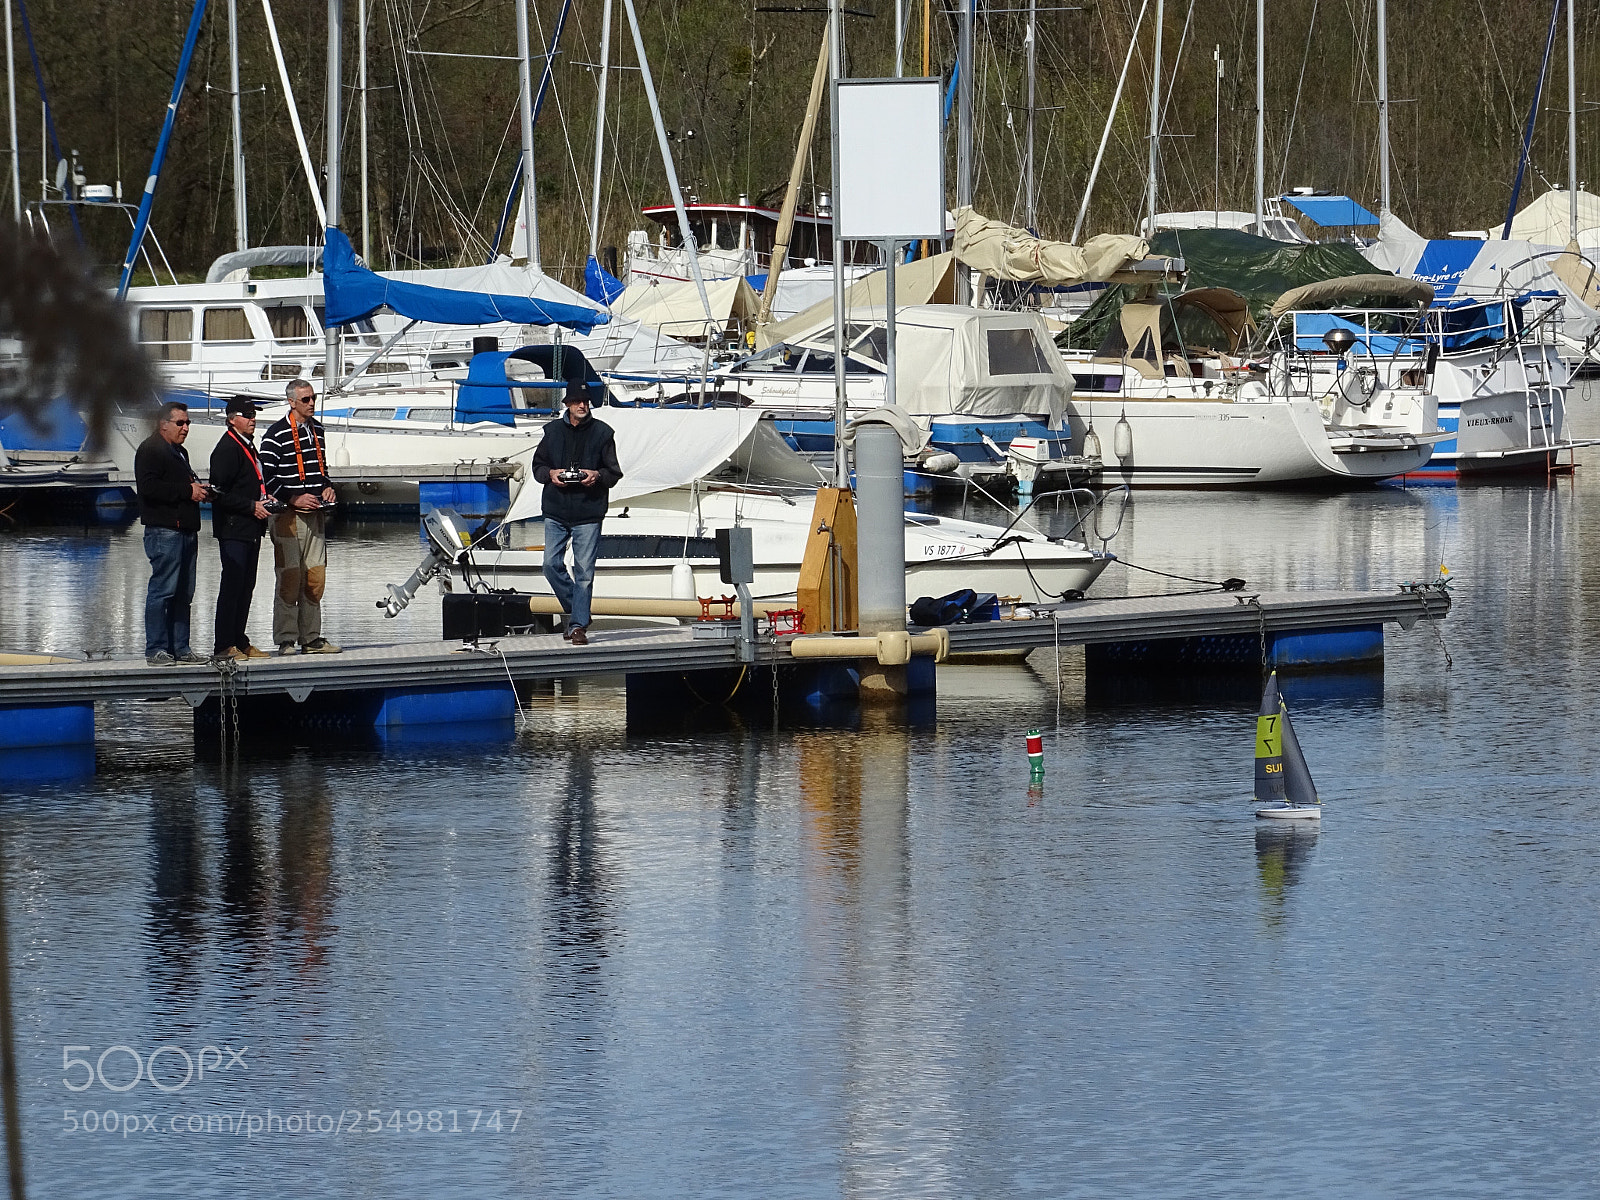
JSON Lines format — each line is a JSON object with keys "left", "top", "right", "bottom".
{"left": 134, "top": 400, "right": 209, "bottom": 666}
{"left": 208, "top": 397, "right": 274, "bottom": 661}
{"left": 529, "top": 389, "right": 623, "bottom": 645}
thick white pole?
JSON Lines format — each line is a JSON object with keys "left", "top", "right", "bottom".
{"left": 514, "top": 0, "right": 539, "bottom": 267}
{"left": 957, "top": 0, "right": 973, "bottom": 302}
{"left": 830, "top": 0, "right": 847, "bottom": 484}
{"left": 620, "top": 0, "right": 712, "bottom": 324}
{"left": 1214, "top": 45, "right": 1222, "bottom": 217}
{"left": 1072, "top": 0, "right": 1148, "bottom": 242}
{"left": 1146, "top": 0, "right": 1163, "bottom": 232}
{"left": 895, "top": 0, "right": 904, "bottom": 78}
{"left": 1254, "top": 0, "right": 1264, "bottom": 229}
{"left": 260, "top": 0, "right": 327, "bottom": 227}
{"left": 1377, "top": 0, "right": 1390, "bottom": 219}
{"left": 324, "top": 0, "right": 343, "bottom": 388}
{"left": 359, "top": 0, "right": 370, "bottom": 262}
{"left": 1569, "top": 0, "right": 1579, "bottom": 241}
{"left": 588, "top": 0, "right": 613, "bottom": 263}
{"left": 5, "top": 0, "right": 20, "bottom": 223}
{"left": 228, "top": 0, "right": 247, "bottom": 250}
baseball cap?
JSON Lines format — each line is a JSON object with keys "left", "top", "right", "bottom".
{"left": 225, "top": 397, "right": 259, "bottom": 417}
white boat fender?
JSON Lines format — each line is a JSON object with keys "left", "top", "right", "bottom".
{"left": 1083, "top": 423, "right": 1102, "bottom": 461}
{"left": 1113, "top": 411, "right": 1133, "bottom": 460}
{"left": 919, "top": 450, "right": 961, "bottom": 475}
{"left": 671, "top": 560, "right": 696, "bottom": 600}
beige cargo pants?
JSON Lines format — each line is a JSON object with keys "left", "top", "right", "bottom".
{"left": 271, "top": 510, "right": 328, "bottom": 648}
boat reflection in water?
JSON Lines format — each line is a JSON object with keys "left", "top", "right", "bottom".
{"left": 1254, "top": 823, "right": 1320, "bottom": 929}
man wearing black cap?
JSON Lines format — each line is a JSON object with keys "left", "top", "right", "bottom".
{"left": 529, "top": 387, "right": 622, "bottom": 645}
{"left": 208, "top": 397, "right": 274, "bottom": 661}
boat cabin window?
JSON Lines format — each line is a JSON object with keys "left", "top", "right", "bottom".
{"left": 202, "top": 307, "right": 253, "bottom": 343}
{"left": 987, "top": 326, "right": 1051, "bottom": 375}
{"left": 847, "top": 324, "right": 888, "bottom": 364}
{"left": 137, "top": 308, "right": 193, "bottom": 361}
{"left": 350, "top": 408, "right": 397, "bottom": 420}
{"left": 313, "top": 308, "right": 381, "bottom": 346}
{"left": 264, "top": 305, "right": 312, "bottom": 343}
{"left": 259, "top": 363, "right": 303, "bottom": 381}
{"left": 404, "top": 408, "right": 452, "bottom": 421}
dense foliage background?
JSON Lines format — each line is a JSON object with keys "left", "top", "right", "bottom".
{"left": 4, "top": 0, "right": 1590, "bottom": 287}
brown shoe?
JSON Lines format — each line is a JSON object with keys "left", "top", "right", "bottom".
{"left": 568, "top": 624, "right": 588, "bottom": 645}
{"left": 240, "top": 644, "right": 271, "bottom": 659}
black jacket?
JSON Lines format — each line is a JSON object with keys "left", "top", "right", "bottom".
{"left": 209, "top": 428, "right": 269, "bottom": 541}
{"left": 530, "top": 412, "right": 623, "bottom": 525}
{"left": 134, "top": 433, "right": 202, "bottom": 532}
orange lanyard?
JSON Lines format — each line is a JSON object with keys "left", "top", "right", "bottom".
{"left": 287, "top": 410, "right": 326, "bottom": 483}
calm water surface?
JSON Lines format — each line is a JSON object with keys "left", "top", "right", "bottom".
{"left": 0, "top": 479, "right": 1597, "bottom": 1198}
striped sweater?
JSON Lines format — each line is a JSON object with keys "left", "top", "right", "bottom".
{"left": 259, "top": 414, "right": 334, "bottom": 500}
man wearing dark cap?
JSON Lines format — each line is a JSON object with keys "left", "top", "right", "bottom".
{"left": 529, "top": 387, "right": 623, "bottom": 645}
{"left": 208, "top": 397, "right": 274, "bottom": 661}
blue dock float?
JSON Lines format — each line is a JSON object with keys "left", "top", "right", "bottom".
{"left": 0, "top": 586, "right": 1451, "bottom": 772}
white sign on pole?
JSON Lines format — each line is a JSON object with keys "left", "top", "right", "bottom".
{"left": 835, "top": 78, "right": 945, "bottom": 242}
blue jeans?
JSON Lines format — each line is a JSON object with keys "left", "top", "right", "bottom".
{"left": 143, "top": 526, "right": 198, "bottom": 657}
{"left": 543, "top": 518, "right": 602, "bottom": 629}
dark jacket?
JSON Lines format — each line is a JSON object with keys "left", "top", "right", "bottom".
{"left": 530, "top": 412, "right": 623, "bottom": 526}
{"left": 259, "top": 413, "right": 334, "bottom": 501}
{"left": 134, "top": 433, "right": 202, "bottom": 532}
{"left": 209, "top": 428, "right": 269, "bottom": 541}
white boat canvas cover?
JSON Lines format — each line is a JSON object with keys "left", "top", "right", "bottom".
{"left": 1364, "top": 210, "right": 1600, "bottom": 337}
{"left": 786, "top": 304, "right": 1069, "bottom": 423}
{"left": 613, "top": 275, "right": 760, "bottom": 340}
{"left": 502, "top": 408, "right": 825, "bottom": 523}
{"left": 756, "top": 253, "right": 958, "bottom": 350}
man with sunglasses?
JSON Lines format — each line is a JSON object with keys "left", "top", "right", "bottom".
{"left": 208, "top": 397, "right": 274, "bottom": 662}
{"left": 260, "top": 378, "right": 340, "bottom": 654}
{"left": 134, "top": 400, "right": 209, "bottom": 666}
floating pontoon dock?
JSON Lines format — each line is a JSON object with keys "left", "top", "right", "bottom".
{"left": 0, "top": 586, "right": 1450, "bottom": 760}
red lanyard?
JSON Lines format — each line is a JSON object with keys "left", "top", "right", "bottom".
{"left": 227, "top": 428, "right": 266, "bottom": 497}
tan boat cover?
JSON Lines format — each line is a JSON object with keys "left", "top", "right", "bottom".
{"left": 1551, "top": 240, "right": 1600, "bottom": 310}
{"left": 755, "top": 253, "right": 958, "bottom": 350}
{"left": 1172, "top": 287, "right": 1255, "bottom": 351}
{"left": 1268, "top": 274, "right": 1434, "bottom": 318}
{"left": 953, "top": 206, "right": 1153, "bottom": 285}
{"left": 614, "top": 275, "right": 760, "bottom": 340}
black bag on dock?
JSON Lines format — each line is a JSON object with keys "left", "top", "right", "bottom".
{"left": 442, "top": 591, "right": 542, "bottom": 640}
{"left": 909, "top": 589, "right": 997, "bottom": 627}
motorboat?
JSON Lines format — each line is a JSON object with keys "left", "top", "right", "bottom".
{"left": 1058, "top": 282, "right": 1441, "bottom": 487}
{"left": 467, "top": 406, "right": 1114, "bottom": 607}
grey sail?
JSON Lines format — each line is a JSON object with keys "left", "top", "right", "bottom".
{"left": 1254, "top": 671, "right": 1286, "bottom": 803}
{"left": 1278, "top": 695, "right": 1320, "bottom": 806}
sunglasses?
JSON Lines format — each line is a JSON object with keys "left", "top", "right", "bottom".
{"left": 168, "top": 419, "right": 191, "bottom": 427}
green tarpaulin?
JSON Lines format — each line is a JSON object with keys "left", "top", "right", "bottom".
{"left": 1058, "top": 228, "right": 1386, "bottom": 352}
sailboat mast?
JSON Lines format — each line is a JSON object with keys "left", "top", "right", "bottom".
{"left": 1073, "top": 0, "right": 1148, "bottom": 242}
{"left": 228, "top": 0, "right": 247, "bottom": 250}
{"left": 1377, "top": 0, "right": 1389, "bottom": 219}
{"left": 513, "top": 0, "right": 538, "bottom": 267}
{"left": 1569, "top": 0, "right": 1579, "bottom": 242}
{"left": 359, "top": 0, "right": 370, "bottom": 262}
{"left": 758, "top": 26, "right": 829, "bottom": 327}
{"left": 1146, "top": 0, "right": 1163, "bottom": 232}
{"left": 587, "top": 0, "right": 612, "bottom": 265}
{"left": 324, "top": 0, "right": 343, "bottom": 387}
{"left": 957, "top": 0, "right": 973, "bottom": 302}
{"left": 1025, "top": 0, "right": 1036, "bottom": 229}
{"left": 1254, "top": 0, "right": 1264, "bottom": 230}
{"left": 5, "top": 0, "right": 20, "bottom": 223}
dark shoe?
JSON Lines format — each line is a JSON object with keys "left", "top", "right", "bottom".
{"left": 561, "top": 621, "right": 574, "bottom": 641}
{"left": 278, "top": 643, "right": 299, "bottom": 656}
{"left": 175, "top": 650, "right": 209, "bottom": 665}
{"left": 145, "top": 651, "right": 176, "bottom": 667}
{"left": 568, "top": 625, "right": 588, "bottom": 646}
{"left": 302, "top": 638, "right": 341, "bottom": 654}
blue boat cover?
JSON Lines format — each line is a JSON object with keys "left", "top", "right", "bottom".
{"left": 1409, "top": 240, "right": 1484, "bottom": 298}
{"left": 1278, "top": 195, "right": 1380, "bottom": 227}
{"left": 584, "top": 255, "right": 626, "bottom": 304}
{"left": 322, "top": 228, "right": 607, "bottom": 332}
{"left": 455, "top": 345, "right": 606, "bottom": 426}
{"left": 1292, "top": 312, "right": 1418, "bottom": 355}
